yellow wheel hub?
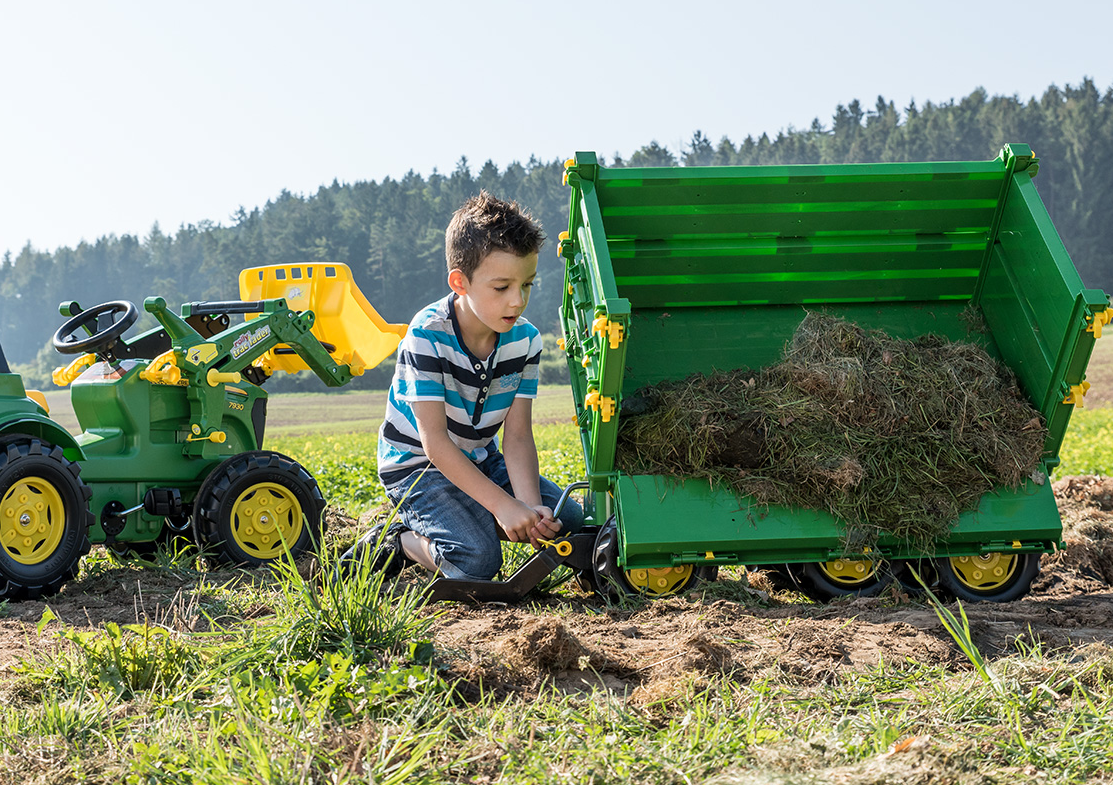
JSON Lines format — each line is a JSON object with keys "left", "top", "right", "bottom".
{"left": 1, "top": 477, "right": 66, "bottom": 565}
{"left": 230, "top": 482, "right": 303, "bottom": 560}
{"left": 625, "top": 565, "right": 693, "bottom": 597}
{"left": 948, "top": 553, "right": 1018, "bottom": 591}
{"left": 818, "top": 558, "right": 878, "bottom": 587}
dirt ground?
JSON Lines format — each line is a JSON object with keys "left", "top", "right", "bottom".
{"left": 2, "top": 476, "right": 1113, "bottom": 697}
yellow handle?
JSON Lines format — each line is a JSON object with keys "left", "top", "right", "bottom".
{"left": 206, "top": 369, "right": 242, "bottom": 386}
{"left": 140, "top": 351, "right": 182, "bottom": 385}
{"left": 187, "top": 429, "right": 227, "bottom": 443}
{"left": 538, "top": 538, "right": 573, "bottom": 557}
{"left": 52, "top": 353, "right": 97, "bottom": 387}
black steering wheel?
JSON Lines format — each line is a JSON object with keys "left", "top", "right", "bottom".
{"left": 52, "top": 300, "right": 139, "bottom": 356}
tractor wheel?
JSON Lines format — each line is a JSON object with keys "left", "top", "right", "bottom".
{"left": 0, "top": 438, "right": 92, "bottom": 600}
{"left": 195, "top": 451, "right": 324, "bottom": 567}
{"left": 797, "top": 558, "right": 888, "bottom": 601}
{"left": 591, "top": 517, "right": 716, "bottom": 603}
{"left": 935, "top": 552, "right": 1040, "bottom": 603}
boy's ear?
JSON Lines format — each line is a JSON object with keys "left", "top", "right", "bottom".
{"left": 447, "top": 269, "right": 469, "bottom": 296}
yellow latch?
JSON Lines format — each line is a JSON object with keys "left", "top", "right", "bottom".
{"left": 339, "top": 350, "right": 367, "bottom": 377}
{"left": 584, "top": 389, "right": 616, "bottom": 422}
{"left": 140, "top": 351, "right": 183, "bottom": 386}
{"left": 187, "top": 424, "right": 227, "bottom": 443}
{"left": 1088, "top": 309, "right": 1113, "bottom": 338}
{"left": 1063, "top": 380, "right": 1092, "bottom": 408}
{"left": 538, "top": 538, "right": 573, "bottom": 557}
{"left": 52, "top": 353, "right": 97, "bottom": 387}
{"left": 592, "top": 315, "right": 625, "bottom": 349}
{"left": 557, "top": 337, "right": 565, "bottom": 352}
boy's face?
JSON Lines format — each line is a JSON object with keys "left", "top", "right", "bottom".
{"left": 449, "top": 250, "right": 538, "bottom": 335}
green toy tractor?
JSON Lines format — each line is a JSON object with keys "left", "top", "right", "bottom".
{"left": 0, "top": 263, "right": 405, "bottom": 601}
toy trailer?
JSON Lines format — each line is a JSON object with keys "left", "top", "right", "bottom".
{"left": 554, "top": 144, "right": 1109, "bottom": 603}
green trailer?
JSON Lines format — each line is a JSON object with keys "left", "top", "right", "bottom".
{"left": 555, "top": 143, "right": 1108, "bottom": 603}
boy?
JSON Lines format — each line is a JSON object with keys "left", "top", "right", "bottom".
{"left": 350, "top": 191, "right": 583, "bottom": 580}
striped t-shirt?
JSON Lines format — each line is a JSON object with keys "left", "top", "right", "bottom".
{"left": 377, "top": 293, "right": 541, "bottom": 487}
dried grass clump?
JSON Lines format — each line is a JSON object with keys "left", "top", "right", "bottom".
{"left": 616, "top": 313, "right": 1048, "bottom": 550}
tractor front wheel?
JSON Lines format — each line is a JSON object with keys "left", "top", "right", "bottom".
{"left": 194, "top": 451, "right": 324, "bottom": 567}
{"left": 0, "top": 438, "right": 92, "bottom": 600}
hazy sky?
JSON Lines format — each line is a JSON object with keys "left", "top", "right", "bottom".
{"left": 2, "top": 0, "right": 1110, "bottom": 258}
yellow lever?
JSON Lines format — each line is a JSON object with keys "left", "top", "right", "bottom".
{"left": 206, "top": 369, "right": 242, "bottom": 387}
{"left": 140, "top": 351, "right": 183, "bottom": 385}
{"left": 52, "top": 353, "right": 97, "bottom": 387}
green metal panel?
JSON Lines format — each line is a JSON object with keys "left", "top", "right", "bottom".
{"left": 614, "top": 474, "right": 1061, "bottom": 570}
{"left": 558, "top": 146, "right": 1109, "bottom": 567}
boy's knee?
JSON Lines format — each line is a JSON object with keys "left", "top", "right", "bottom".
{"left": 437, "top": 541, "right": 503, "bottom": 581}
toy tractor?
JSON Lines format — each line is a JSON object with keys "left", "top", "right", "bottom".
{"left": 0, "top": 263, "right": 405, "bottom": 601}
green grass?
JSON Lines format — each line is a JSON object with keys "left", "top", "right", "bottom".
{"left": 5, "top": 387, "right": 1113, "bottom": 783}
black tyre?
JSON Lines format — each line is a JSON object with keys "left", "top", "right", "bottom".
{"left": 890, "top": 557, "right": 939, "bottom": 595}
{"left": 0, "top": 438, "right": 92, "bottom": 600}
{"left": 591, "top": 517, "right": 716, "bottom": 602}
{"left": 798, "top": 558, "right": 888, "bottom": 601}
{"left": 935, "top": 552, "right": 1040, "bottom": 603}
{"left": 746, "top": 564, "right": 804, "bottom": 593}
{"left": 194, "top": 451, "right": 324, "bottom": 567}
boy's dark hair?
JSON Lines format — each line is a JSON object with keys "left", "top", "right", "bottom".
{"left": 446, "top": 191, "right": 545, "bottom": 279}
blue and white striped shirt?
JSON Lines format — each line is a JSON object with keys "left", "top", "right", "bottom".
{"left": 377, "top": 293, "right": 541, "bottom": 487}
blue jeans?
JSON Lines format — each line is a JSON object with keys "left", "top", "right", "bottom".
{"left": 384, "top": 452, "right": 584, "bottom": 580}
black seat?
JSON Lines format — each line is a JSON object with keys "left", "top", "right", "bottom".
{"left": 0, "top": 341, "right": 10, "bottom": 374}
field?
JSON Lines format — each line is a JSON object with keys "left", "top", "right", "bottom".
{"left": 4, "top": 370, "right": 1113, "bottom": 784}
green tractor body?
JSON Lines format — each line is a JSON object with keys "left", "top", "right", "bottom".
{"left": 0, "top": 263, "right": 405, "bottom": 600}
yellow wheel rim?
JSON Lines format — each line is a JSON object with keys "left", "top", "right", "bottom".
{"left": 1, "top": 477, "right": 67, "bottom": 565}
{"left": 230, "top": 482, "right": 303, "bottom": 560}
{"left": 625, "top": 565, "right": 694, "bottom": 597}
{"left": 948, "top": 553, "right": 1018, "bottom": 591}
{"left": 817, "top": 558, "right": 879, "bottom": 587}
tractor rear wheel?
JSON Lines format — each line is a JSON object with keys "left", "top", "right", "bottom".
{"left": 194, "top": 451, "right": 324, "bottom": 567}
{"left": 0, "top": 438, "right": 92, "bottom": 600}
{"left": 797, "top": 558, "right": 888, "bottom": 601}
{"left": 935, "top": 552, "right": 1040, "bottom": 603}
{"left": 591, "top": 518, "right": 716, "bottom": 603}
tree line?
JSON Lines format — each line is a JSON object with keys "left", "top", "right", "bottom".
{"left": 3, "top": 78, "right": 1111, "bottom": 387}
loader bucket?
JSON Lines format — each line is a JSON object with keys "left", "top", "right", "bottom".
{"left": 238, "top": 263, "right": 406, "bottom": 374}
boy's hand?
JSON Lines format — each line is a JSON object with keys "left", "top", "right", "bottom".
{"left": 496, "top": 500, "right": 560, "bottom": 547}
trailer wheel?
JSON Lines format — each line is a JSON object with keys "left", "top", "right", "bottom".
{"left": 0, "top": 438, "right": 92, "bottom": 600}
{"left": 195, "top": 451, "right": 324, "bottom": 567}
{"left": 890, "top": 558, "right": 939, "bottom": 595}
{"left": 591, "top": 518, "right": 715, "bottom": 602}
{"left": 798, "top": 558, "right": 888, "bottom": 601}
{"left": 935, "top": 552, "right": 1039, "bottom": 603}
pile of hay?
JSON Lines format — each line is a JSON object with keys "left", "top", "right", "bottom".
{"left": 615, "top": 313, "right": 1048, "bottom": 550}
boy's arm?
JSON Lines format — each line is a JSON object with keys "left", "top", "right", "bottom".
{"left": 411, "top": 400, "right": 553, "bottom": 545}
{"left": 502, "top": 396, "right": 561, "bottom": 535}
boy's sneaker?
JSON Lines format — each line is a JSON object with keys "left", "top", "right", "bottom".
{"left": 340, "top": 522, "right": 413, "bottom": 579}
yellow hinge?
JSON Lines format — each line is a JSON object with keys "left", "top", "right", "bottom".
{"left": 1063, "top": 380, "right": 1092, "bottom": 408}
{"left": 1088, "top": 309, "right": 1113, "bottom": 338}
{"left": 584, "top": 389, "right": 616, "bottom": 422}
{"left": 592, "top": 315, "right": 625, "bottom": 349}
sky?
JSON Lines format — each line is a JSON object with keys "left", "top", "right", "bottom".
{"left": 2, "top": 0, "right": 1111, "bottom": 259}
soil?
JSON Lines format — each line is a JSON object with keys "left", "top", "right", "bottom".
{"left": 3, "top": 476, "right": 1113, "bottom": 699}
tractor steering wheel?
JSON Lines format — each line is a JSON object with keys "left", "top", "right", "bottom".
{"left": 52, "top": 300, "right": 139, "bottom": 356}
